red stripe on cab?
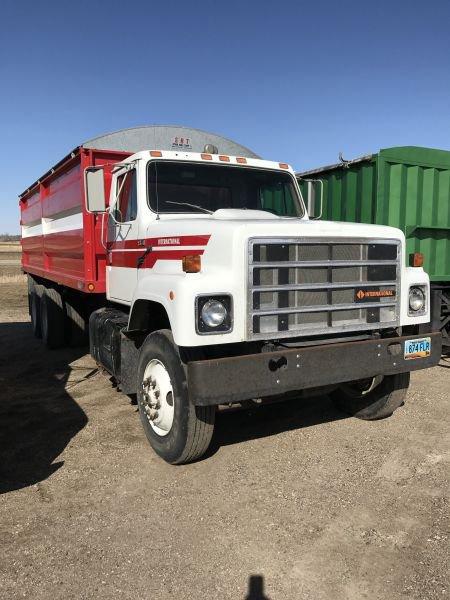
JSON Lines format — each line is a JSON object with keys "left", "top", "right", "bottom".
{"left": 109, "top": 249, "right": 206, "bottom": 269}
{"left": 110, "top": 234, "right": 211, "bottom": 250}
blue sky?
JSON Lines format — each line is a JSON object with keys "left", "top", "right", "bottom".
{"left": 1, "top": 0, "right": 449, "bottom": 233}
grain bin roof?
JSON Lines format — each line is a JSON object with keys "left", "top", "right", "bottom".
{"left": 82, "top": 125, "right": 260, "bottom": 158}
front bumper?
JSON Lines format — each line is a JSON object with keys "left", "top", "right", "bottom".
{"left": 187, "top": 332, "right": 442, "bottom": 406}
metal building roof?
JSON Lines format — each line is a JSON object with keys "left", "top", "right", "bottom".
{"left": 82, "top": 125, "right": 260, "bottom": 158}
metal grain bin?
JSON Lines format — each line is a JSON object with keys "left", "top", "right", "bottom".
{"left": 82, "top": 125, "right": 260, "bottom": 157}
{"left": 297, "top": 146, "right": 450, "bottom": 347}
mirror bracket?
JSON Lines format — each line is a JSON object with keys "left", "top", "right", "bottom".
{"left": 304, "top": 178, "right": 323, "bottom": 220}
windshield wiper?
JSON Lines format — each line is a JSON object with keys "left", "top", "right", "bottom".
{"left": 166, "top": 201, "right": 213, "bottom": 214}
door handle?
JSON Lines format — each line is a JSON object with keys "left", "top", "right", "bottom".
{"left": 137, "top": 247, "right": 153, "bottom": 268}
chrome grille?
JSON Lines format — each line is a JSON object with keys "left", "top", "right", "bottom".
{"left": 248, "top": 238, "right": 400, "bottom": 340}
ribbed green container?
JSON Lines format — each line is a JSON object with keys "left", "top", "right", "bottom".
{"left": 297, "top": 147, "right": 450, "bottom": 283}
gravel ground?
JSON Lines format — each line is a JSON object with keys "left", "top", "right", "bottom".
{"left": 0, "top": 275, "right": 449, "bottom": 600}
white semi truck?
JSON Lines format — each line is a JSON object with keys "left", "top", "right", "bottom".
{"left": 21, "top": 126, "right": 441, "bottom": 464}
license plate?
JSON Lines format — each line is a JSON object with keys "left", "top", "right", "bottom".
{"left": 404, "top": 337, "right": 431, "bottom": 360}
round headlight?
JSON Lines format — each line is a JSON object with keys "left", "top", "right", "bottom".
{"left": 201, "top": 299, "right": 227, "bottom": 327}
{"left": 409, "top": 287, "right": 425, "bottom": 312}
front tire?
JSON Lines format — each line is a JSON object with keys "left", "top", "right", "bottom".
{"left": 137, "top": 330, "right": 215, "bottom": 464}
{"left": 331, "top": 372, "right": 410, "bottom": 420}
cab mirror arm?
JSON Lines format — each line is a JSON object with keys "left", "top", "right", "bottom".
{"left": 304, "top": 178, "right": 323, "bottom": 220}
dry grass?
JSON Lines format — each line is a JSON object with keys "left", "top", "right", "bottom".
{"left": 0, "top": 243, "right": 21, "bottom": 253}
{"left": 0, "top": 274, "right": 26, "bottom": 284}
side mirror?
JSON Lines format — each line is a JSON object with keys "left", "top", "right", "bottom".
{"left": 85, "top": 167, "right": 106, "bottom": 213}
{"left": 304, "top": 179, "right": 323, "bottom": 220}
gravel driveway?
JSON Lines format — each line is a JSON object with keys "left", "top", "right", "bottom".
{"left": 1, "top": 279, "right": 449, "bottom": 600}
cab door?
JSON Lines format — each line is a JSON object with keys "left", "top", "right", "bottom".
{"left": 107, "top": 166, "right": 140, "bottom": 304}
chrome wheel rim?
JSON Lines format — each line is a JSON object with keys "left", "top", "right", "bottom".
{"left": 141, "top": 359, "right": 174, "bottom": 436}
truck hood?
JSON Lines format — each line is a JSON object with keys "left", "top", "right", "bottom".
{"left": 148, "top": 211, "right": 405, "bottom": 274}
{"left": 211, "top": 208, "right": 282, "bottom": 220}
{"left": 155, "top": 210, "right": 404, "bottom": 244}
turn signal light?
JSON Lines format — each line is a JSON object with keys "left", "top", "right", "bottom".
{"left": 201, "top": 153, "right": 212, "bottom": 160}
{"left": 409, "top": 252, "right": 424, "bottom": 267}
{"left": 182, "top": 255, "right": 201, "bottom": 273}
{"left": 279, "top": 163, "right": 289, "bottom": 170}
{"left": 150, "top": 150, "right": 162, "bottom": 157}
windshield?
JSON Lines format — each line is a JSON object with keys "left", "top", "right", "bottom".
{"left": 147, "top": 161, "right": 303, "bottom": 217}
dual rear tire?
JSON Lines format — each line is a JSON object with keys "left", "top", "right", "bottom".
{"left": 30, "top": 283, "right": 44, "bottom": 338}
{"left": 40, "top": 287, "right": 66, "bottom": 348}
{"left": 28, "top": 277, "right": 88, "bottom": 348}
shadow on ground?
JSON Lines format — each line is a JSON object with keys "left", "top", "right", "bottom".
{"left": 1, "top": 320, "right": 347, "bottom": 490}
{"left": 245, "top": 575, "right": 271, "bottom": 599}
{"left": 0, "top": 322, "right": 89, "bottom": 494}
{"left": 208, "top": 390, "right": 347, "bottom": 458}
{"left": 438, "top": 355, "right": 450, "bottom": 368}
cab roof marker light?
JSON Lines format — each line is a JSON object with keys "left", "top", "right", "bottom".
{"left": 201, "top": 153, "right": 213, "bottom": 160}
{"left": 236, "top": 157, "right": 247, "bottom": 164}
{"left": 279, "top": 163, "right": 289, "bottom": 170}
{"left": 150, "top": 150, "right": 162, "bottom": 157}
{"left": 219, "top": 155, "right": 230, "bottom": 162}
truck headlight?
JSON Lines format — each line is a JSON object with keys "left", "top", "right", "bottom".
{"left": 409, "top": 286, "right": 426, "bottom": 314}
{"left": 202, "top": 300, "right": 227, "bottom": 327}
{"left": 196, "top": 295, "right": 233, "bottom": 334}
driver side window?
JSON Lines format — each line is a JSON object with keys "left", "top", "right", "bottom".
{"left": 115, "top": 170, "right": 137, "bottom": 222}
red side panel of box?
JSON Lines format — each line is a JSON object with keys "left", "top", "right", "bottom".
{"left": 20, "top": 147, "right": 130, "bottom": 294}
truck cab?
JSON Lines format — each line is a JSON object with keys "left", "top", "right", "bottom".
{"left": 99, "top": 150, "right": 307, "bottom": 335}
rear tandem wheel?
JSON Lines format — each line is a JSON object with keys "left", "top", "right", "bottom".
{"left": 40, "top": 287, "right": 66, "bottom": 349}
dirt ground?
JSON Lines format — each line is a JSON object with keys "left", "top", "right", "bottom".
{"left": 0, "top": 254, "right": 449, "bottom": 600}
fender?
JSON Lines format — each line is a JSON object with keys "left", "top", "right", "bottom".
{"left": 128, "top": 272, "right": 179, "bottom": 338}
